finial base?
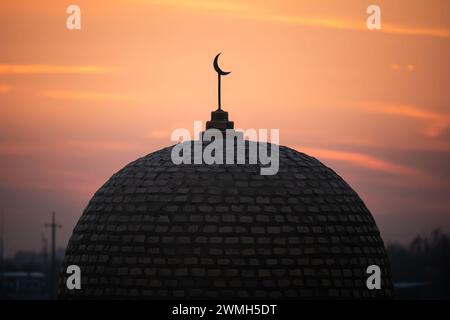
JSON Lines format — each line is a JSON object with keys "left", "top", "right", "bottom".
{"left": 206, "top": 109, "right": 234, "bottom": 131}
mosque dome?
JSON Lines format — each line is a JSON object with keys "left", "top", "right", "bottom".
{"left": 58, "top": 54, "right": 393, "bottom": 299}
{"left": 58, "top": 138, "right": 393, "bottom": 299}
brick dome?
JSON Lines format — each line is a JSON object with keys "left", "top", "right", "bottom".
{"left": 58, "top": 140, "right": 393, "bottom": 299}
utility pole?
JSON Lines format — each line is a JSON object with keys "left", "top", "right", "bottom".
{"left": 45, "top": 211, "right": 62, "bottom": 298}
{"left": 0, "top": 209, "right": 4, "bottom": 298}
{"left": 0, "top": 209, "right": 3, "bottom": 270}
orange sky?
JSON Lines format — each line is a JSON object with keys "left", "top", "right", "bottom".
{"left": 1, "top": 0, "right": 450, "bottom": 255}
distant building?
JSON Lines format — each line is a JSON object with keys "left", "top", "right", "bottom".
{"left": 0, "top": 272, "right": 48, "bottom": 299}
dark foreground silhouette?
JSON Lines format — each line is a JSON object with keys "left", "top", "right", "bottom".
{"left": 0, "top": 230, "right": 449, "bottom": 299}
{"left": 388, "top": 229, "right": 450, "bottom": 299}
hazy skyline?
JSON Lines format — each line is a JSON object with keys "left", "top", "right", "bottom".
{"left": 1, "top": 0, "right": 449, "bottom": 256}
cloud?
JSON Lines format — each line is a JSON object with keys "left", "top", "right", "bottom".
{"left": 357, "top": 102, "right": 450, "bottom": 138}
{"left": 0, "top": 139, "right": 139, "bottom": 157}
{"left": 41, "top": 90, "right": 137, "bottom": 102}
{"left": 256, "top": 15, "right": 450, "bottom": 38}
{"left": 381, "top": 23, "right": 450, "bottom": 39}
{"left": 0, "top": 84, "right": 12, "bottom": 93}
{"left": 141, "top": 0, "right": 450, "bottom": 39}
{"left": 148, "top": 129, "right": 173, "bottom": 139}
{"left": 0, "top": 64, "right": 113, "bottom": 75}
{"left": 135, "top": 0, "right": 252, "bottom": 13}
{"left": 67, "top": 139, "right": 140, "bottom": 152}
{"left": 299, "top": 146, "right": 423, "bottom": 177}
{"left": 0, "top": 143, "right": 40, "bottom": 156}
{"left": 326, "top": 135, "right": 450, "bottom": 152}
{"left": 299, "top": 146, "right": 448, "bottom": 191}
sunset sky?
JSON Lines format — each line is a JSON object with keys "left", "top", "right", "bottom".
{"left": 0, "top": 0, "right": 449, "bottom": 256}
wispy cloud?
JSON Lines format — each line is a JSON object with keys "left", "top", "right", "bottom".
{"left": 0, "top": 143, "right": 40, "bottom": 156}
{"left": 326, "top": 135, "right": 450, "bottom": 152}
{"left": 355, "top": 101, "right": 450, "bottom": 138}
{"left": 0, "top": 84, "right": 12, "bottom": 93}
{"left": 142, "top": 0, "right": 450, "bottom": 39}
{"left": 41, "top": 90, "right": 137, "bottom": 102}
{"left": 378, "top": 105, "right": 450, "bottom": 138}
{"left": 135, "top": 0, "right": 252, "bottom": 13}
{"left": 0, "top": 64, "right": 113, "bottom": 75}
{"left": 67, "top": 139, "right": 140, "bottom": 152}
{"left": 299, "top": 146, "right": 423, "bottom": 177}
{"left": 379, "top": 23, "right": 449, "bottom": 39}
{"left": 148, "top": 129, "right": 172, "bottom": 139}
{"left": 256, "top": 15, "right": 450, "bottom": 38}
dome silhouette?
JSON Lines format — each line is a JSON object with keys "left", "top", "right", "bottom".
{"left": 58, "top": 140, "right": 393, "bottom": 299}
{"left": 59, "top": 54, "right": 392, "bottom": 299}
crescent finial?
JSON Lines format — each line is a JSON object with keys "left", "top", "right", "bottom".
{"left": 213, "top": 53, "right": 231, "bottom": 76}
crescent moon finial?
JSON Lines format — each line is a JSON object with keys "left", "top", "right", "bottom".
{"left": 213, "top": 53, "right": 231, "bottom": 76}
{"left": 213, "top": 53, "right": 230, "bottom": 111}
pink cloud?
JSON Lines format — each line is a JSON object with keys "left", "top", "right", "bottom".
{"left": 145, "top": 0, "right": 450, "bottom": 38}
{"left": 41, "top": 90, "right": 137, "bottom": 102}
{"left": 0, "top": 64, "right": 113, "bottom": 75}
{"left": 67, "top": 139, "right": 140, "bottom": 152}
{"left": 298, "top": 146, "right": 423, "bottom": 177}
{"left": 351, "top": 101, "right": 450, "bottom": 138}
